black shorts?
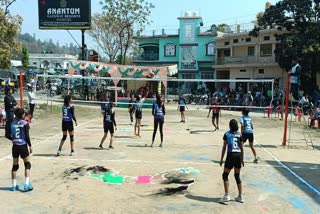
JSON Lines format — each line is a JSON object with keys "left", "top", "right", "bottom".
{"left": 212, "top": 113, "right": 219, "bottom": 120}
{"left": 179, "top": 106, "right": 185, "bottom": 112}
{"left": 135, "top": 111, "right": 142, "bottom": 119}
{"left": 242, "top": 133, "right": 254, "bottom": 143}
{"left": 129, "top": 109, "right": 135, "bottom": 114}
{"left": 104, "top": 122, "right": 114, "bottom": 134}
{"left": 62, "top": 121, "right": 74, "bottom": 132}
{"left": 12, "top": 144, "right": 29, "bottom": 159}
{"left": 225, "top": 153, "right": 242, "bottom": 169}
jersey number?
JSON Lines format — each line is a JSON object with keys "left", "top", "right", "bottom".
{"left": 15, "top": 128, "right": 20, "bottom": 139}
{"left": 233, "top": 138, "right": 239, "bottom": 149}
{"left": 63, "top": 109, "right": 68, "bottom": 117}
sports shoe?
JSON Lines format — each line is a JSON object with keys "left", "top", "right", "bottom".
{"left": 23, "top": 184, "right": 33, "bottom": 192}
{"left": 235, "top": 195, "right": 244, "bottom": 203}
{"left": 253, "top": 158, "right": 259, "bottom": 163}
{"left": 99, "top": 145, "right": 104, "bottom": 150}
{"left": 108, "top": 146, "right": 114, "bottom": 149}
{"left": 70, "top": 151, "right": 76, "bottom": 156}
{"left": 56, "top": 150, "right": 61, "bottom": 156}
{"left": 218, "top": 194, "right": 231, "bottom": 203}
{"left": 130, "top": 122, "right": 133, "bottom": 125}
{"left": 10, "top": 185, "right": 18, "bottom": 191}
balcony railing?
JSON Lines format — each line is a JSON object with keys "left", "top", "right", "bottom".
{"left": 217, "top": 56, "right": 276, "bottom": 65}
{"left": 135, "top": 53, "right": 159, "bottom": 61}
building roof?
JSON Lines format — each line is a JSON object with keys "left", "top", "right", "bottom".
{"left": 216, "top": 28, "right": 281, "bottom": 40}
{"left": 133, "top": 34, "right": 179, "bottom": 40}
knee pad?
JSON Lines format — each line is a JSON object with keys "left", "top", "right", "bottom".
{"left": 12, "top": 165, "right": 19, "bottom": 172}
{"left": 62, "top": 135, "right": 67, "bottom": 141}
{"left": 70, "top": 135, "right": 74, "bottom": 142}
{"left": 222, "top": 172, "right": 229, "bottom": 181}
{"left": 24, "top": 162, "right": 31, "bottom": 170}
{"left": 234, "top": 173, "right": 241, "bottom": 184}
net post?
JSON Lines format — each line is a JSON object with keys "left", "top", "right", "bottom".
{"left": 283, "top": 73, "right": 290, "bottom": 146}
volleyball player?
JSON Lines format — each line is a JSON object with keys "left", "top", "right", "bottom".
{"left": 128, "top": 94, "right": 135, "bottom": 125}
{"left": 219, "top": 119, "right": 244, "bottom": 203}
{"left": 177, "top": 95, "right": 188, "bottom": 123}
{"left": 134, "top": 95, "right": 145, "bottom": 137}
{"left": 57, "top": 95, "right": 78, "bottom": 156}
{"left": 151, "top": 94, "right": 165, "bottom": 148}
{"left": 9, "top": 108, "right": 33, "bottom": 192}
{"left": 99, "top": 101, "right": 117, "bottom": 149}
{"left": 207, "top": 97, "right": 221, "bottom": 131}
{"left": 240, "top": 108, "right": 258, "bottom": 163}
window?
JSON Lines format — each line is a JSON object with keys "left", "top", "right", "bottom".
{"left": 224, "top": 49, "right": 231, "bottom": 57}
{"left": 233, "top": 39, "right": 238, "bottom": 43}
{"left": 181, "top": 46, "right": 197, "bottom": 70}
{"left": 258, "top": 69, "right": 265, "bottom": 74}
{"left": 264, "top": 36, "right": 270, "bottom": 41}
{"left": 246, "top": 38, "right": 251, "bottom": 42}
{"left": 206, "top": 42, "right": 215, "bottom": 56}
{"left": 248, "top": 46, "right": 255, "bottom": 56}
{"left": 183, "top": 21, "right": 195, "bottom": 43}
{"left": 201, "top": 72, "right": 214, "bottom": 79}
{"left": 164, "top": 44, "right": 176, "bottom": 56}
{"left": 260, "top": 44, "right": 272, "bottom": 56}
{"left": 240, "top": 69, "right": 246, "bottom": 72}
{"left": 224, "top": 41, "right": 230, "bottom": 46}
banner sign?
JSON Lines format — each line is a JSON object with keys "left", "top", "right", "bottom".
{"left": 38, "top": 0, "right": 91, "bottom": 30}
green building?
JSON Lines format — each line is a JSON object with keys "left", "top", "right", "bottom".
{"left": 134, "top": 11, "right": 216, "bottom": 93}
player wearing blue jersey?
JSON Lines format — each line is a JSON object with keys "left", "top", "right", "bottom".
{"left": 219, "top": 119, "right": 244, "bottom": 203}
{"left": 240, "top": 109, "right": 258, "bottom": 163}
{"left": 57, "top": 95, "right": 78, "bottom": 156}
{"left": 177, "top": 95, "right": 188, "bottom": 123}
{"left": 101, "top": 92, "right": 110, "bottom": 114}
{"left": 134, "top": 95, "right": 145, "bottom": 137}
{"left": 9, "top": 108, "right": 33, "bottom": 192}
{"left": 150, "top": 94, "right": 166, "bottom": 148}
{"left": 128, "top": 94, "right": 135, "bottom": 125}
{"left": 99, "top": 101, "right": 117, "bottom": 149}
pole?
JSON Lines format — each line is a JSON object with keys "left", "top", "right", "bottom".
{"left": 19, "top": 68, "right": 24, "bottom": 108}
{"left": 81, "top": 29, "right": 86, "bottom": 60}
{"left": 283, "top": 73, "right": 290, "bottom": 146}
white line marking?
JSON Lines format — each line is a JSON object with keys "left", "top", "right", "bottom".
{"left": 27, "top": 156, "right": 286, "bottom": 168}
{"left": 259, "top": 144, "right": 320, "bottom": 196}
{"left": 0, "top": 117, "right": 100, "bottom": 162}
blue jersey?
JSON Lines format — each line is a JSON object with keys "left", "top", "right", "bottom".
{"left": 11, "top": 120, "right": 29, "bottom": 146}
{"left": 62, "top": 105, "right": 75, "bottom": 122}
{"left": 104, "top": 109, "right": 116, "bottom": 126}
{"left": 153, "top": 102, "right": 165, "bottom": 119}
{"left": 101, "top": 98, "right": 110, "bottom": 111}
{"left": 223, "top": 131, "right": 242, "bottom": 153}
{"left": 178, "top": 98, "right": 186, "bottom": 107}
{"left": 240, "top": 115, "right": 253, "bottom": 134}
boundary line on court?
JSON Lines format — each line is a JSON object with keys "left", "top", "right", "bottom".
{"left": 0, "top": 117, "right": 99, "bottom": 162}
{"left": 23, "top": 156, "right": 287, "bottom": 168}
{"left": 259, "top": 144, "right": 320, "bottom": 196}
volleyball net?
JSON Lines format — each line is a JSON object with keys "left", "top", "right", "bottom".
{"left": 33, "top": 74, "right": 278, "bottom": 110}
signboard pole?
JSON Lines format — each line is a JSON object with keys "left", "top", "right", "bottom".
{"left": 81, "top": 29, "right": 86, "bottom": 60}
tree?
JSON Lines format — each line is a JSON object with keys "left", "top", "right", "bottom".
{"left": 0, "top": 0, "right": 22, "bottom": 69}
{"left": 21, "top": 45, "right": 29, "bottom": 68}
{"left": 216, "top": 24, "right": 229, "bottom": 32}
{"left": 88, "top": 14, "right": 123, "bottom": 63}
{"left": 250, "top": 0, "right": 320, "bottom": 91}
{"left": 100, "top": 0, "right": 154, "bottom": 65}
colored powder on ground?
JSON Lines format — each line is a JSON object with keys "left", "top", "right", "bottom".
{"left": 102, "top": 173, "right": 124, "bottom": 184}
{"left": 89, "top": 174, "right": 102, "bottom": 179}
{"left": 136, "top": 176, "right": 153, "bottom": 184}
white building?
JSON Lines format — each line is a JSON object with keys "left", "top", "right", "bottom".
{"left": 29, "top": 53, "right": 78, "bottom": 70}
{"left": 214, "top": 27, "right": 286, "bottom": 91}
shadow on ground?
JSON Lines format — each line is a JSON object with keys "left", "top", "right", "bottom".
{"left": 266, "top": 160, "right": 320, "bottom": 205}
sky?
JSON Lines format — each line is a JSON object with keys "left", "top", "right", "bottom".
{"left": 9, "top": 0, "right": 280, "bottom": 52}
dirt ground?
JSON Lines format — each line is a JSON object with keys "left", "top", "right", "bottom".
{"left": 0, "top": 102, "right": 319, "bottom": 214}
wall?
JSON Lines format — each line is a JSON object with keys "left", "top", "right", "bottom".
{"left": 159, "top": 37, "right": 179, "bottom": 62}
